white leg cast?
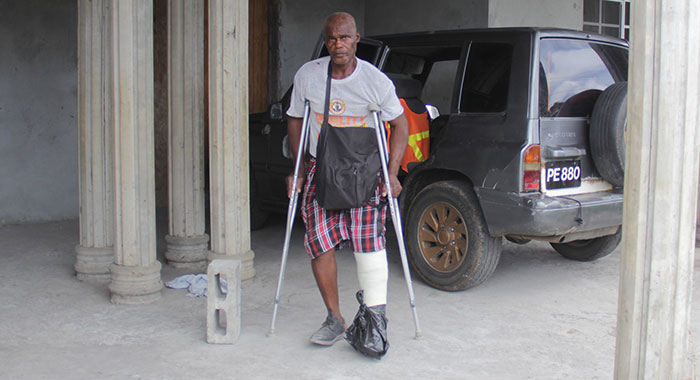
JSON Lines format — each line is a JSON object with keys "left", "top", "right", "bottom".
{"left": 353, "top": 249, "right": 388, "bottom": 307}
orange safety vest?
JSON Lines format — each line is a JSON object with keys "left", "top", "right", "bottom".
{"left": 386, "top": 98, "right": 430, "bottom": 172}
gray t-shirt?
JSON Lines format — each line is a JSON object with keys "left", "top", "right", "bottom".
{"left": 287, "top": 56, "right": 404, "bottom": 157}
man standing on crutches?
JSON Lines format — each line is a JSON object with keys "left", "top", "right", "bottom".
{"left": 284, "top": 12, "right": 409, "bottom": 349}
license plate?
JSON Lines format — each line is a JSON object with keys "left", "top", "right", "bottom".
{"left": 545, "top": 160, "right": 581, "bottom": 189}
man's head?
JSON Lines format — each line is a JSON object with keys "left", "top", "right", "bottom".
{"left": 323, "top": 12, "right": 360, "bottom": 67}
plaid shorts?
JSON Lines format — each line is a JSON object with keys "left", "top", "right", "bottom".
{"left": 301, "top": 158, "right": 387, "bottom": 259}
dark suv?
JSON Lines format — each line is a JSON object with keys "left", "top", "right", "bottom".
{"left": 250, "top": 28, "right": 628, "bottom": 291}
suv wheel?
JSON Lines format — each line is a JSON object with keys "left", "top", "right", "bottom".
{"left": 250, "top": 178, "right": 269, "bottom": 231}
{"left": 550, "top": 227, "right": 621, "bottom": 262}
{"left": 250, "top": 201, "right": 269, "bottom": 231}
{"left": 405, "top": 180, "right": 502, "bottom": 291}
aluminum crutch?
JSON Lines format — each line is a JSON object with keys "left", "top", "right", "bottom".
{"left": 369, "top": 103, "right": 423, "bottom": 340}
{"left": 268, "top": 100, "right": 311, "bottom": 336}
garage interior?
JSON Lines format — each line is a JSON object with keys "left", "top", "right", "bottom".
{"left": 0, "top": 0, "right": 698, "bottom": 378}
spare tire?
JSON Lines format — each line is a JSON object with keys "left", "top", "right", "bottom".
{"left": 589, "top": 82, "right": 627, "bottom": 187}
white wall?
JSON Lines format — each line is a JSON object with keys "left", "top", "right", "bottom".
{"left": 0, "top": 0, "right": 78, "bottom": 225}
{"left": 489, "top": 0, "right": 583, "bottom": 29}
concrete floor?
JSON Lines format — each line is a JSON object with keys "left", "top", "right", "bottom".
{"left": 2, "top": 216, "right": 699, "bottom": 380}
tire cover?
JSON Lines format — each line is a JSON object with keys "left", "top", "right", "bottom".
{"left": 589, "top": 81, "right": 627, "bottom": 187}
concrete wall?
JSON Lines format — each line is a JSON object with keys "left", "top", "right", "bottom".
{"left": 0, "top": 0, "right": 78, "bottom": 225}
{"left": 270, "top": 0, "right": 490, "bottom": 101}
{"left": 364, "top": 0, "right": 488, "bottom": 36}
{"left": 697, "top": 171, "right": 700, "bottom": 241}
{"left": 489, "top": 0, "right": 582, "bottom": 28}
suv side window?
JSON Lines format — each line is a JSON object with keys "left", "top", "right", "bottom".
{"left": 383, "top": 45, "right": 463, "bottom": 114}
{"left": 460, "top": 43, "right": 513, "bottom": 113}
{"left": 539, "top": 39, "right": 628, "bottom": 117}
{"left": 422, "top": 59, "right": 460, "bottom": 113}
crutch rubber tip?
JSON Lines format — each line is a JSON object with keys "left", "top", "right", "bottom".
{"left": 414, "top": 331, "right": 424, "bottom": 340}
{"left": 267, "top": 328, "right": 276, "bottom": 337}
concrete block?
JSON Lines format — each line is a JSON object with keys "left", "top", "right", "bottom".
{"left": 206, "top": 259, "right": 241, "bottom": 344}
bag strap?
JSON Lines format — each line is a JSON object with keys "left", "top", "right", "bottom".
{"left": 323, "top": 60, "right": 332, "bottom": 125}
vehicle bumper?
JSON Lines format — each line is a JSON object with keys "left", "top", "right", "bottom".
{"left": 474, "top": 187, "right": 623, "bottom": 237}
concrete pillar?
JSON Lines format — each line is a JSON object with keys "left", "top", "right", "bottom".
{"left": 614, "top": 0, "right": 700, "bottom": 378}
{"left": 75, "top": 0, "right": 114, "bottom": 282}
{"left": 697, "top": 169, "right": 700, "bottom": 242}
{"left": 207, "top": 0, "right": 255, "bottom": 279}
{"left": 165, "top": 0, "right": 209, "bottom": 270}
{"left": 108, "top": 0, "right": 163, "bottom": 304}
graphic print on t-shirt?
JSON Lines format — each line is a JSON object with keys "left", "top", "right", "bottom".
{"left": 330, "top": 98, "right": 345, "bottom": 115}
{"left": 314, "top": 97, "right": 368, "bottom": 128}
{"left": 286, "top": 57, "right": 404, "bottom": 157}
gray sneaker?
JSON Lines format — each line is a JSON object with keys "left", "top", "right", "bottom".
{"left": 309, "top": 314, "right": 345, "bottom": 346}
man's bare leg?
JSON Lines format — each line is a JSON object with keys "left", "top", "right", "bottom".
{"left": 311, "top": 248, "right": 345, "bottom": 324}
{"left": 308, "top": 248, "right": 346, "bottom": 345}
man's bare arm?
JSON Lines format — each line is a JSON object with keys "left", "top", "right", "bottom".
{"left": 385, "top": 113, "right": 409, "bottom": 198}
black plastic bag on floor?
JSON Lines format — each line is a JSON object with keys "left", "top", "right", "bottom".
{"left": 345, "top": 290, "right": 389, "bottom": 358}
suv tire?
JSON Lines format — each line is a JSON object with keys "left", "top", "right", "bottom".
{"left": 250, "top": 178, "right": 270, "bottom": 231}
{"left": 405, "top": 180, "right": 502, "bottom": 291}
{"left": 550, "top": 227, "right": 621, "bottom": 261}
{"left": 590, "top": 81, "right": 627, "bottom": 187}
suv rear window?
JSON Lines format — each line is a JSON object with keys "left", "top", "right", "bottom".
{"left": 539, "top": 39, "right": 628, "bottom": 117}
{"left": 460, "top": 43, "right": 513, "bottom": 113}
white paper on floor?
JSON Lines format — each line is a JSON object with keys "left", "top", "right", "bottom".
{"left": 164, "top": 274, "right": 228, "bottom": 297}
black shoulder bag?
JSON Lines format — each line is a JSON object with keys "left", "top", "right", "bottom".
{"left": 314, "top": 61, "right": 381, "bottom": 210}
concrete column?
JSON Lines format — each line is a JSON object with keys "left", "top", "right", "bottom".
{"left": 207, "top": 0, "right": 255, "bottom": 279}
{"left": 696, "top": 169, "right": 700, "bottom": 242}
{"left": 109, "top": 0, "right": 163, "bottom": 304}
{"left": 614, "top": 0, "right": 700, "bottom": 378}
{"left": 165, "top": 0, "right": 209, "bottom": 270}
{"left": 75, "top": 0, "right": 114, "bottom": 282}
